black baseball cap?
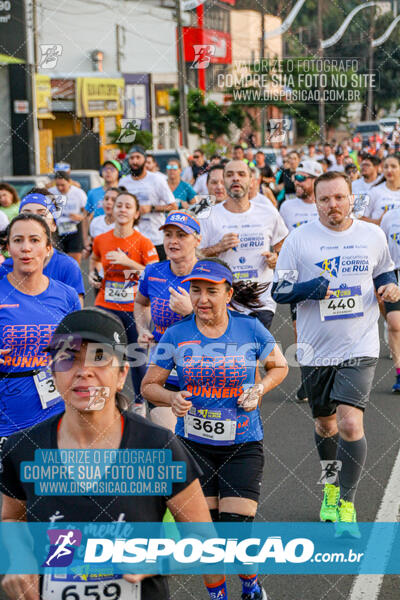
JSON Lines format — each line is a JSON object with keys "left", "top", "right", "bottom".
{"left": 46, "top": 308, "right": 127, "bottom": 354}
{"left": 128, "top": 145, "right": 146, "bottom": 157}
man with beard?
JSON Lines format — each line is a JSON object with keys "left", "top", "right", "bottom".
{"left": 120, "top": 146, "right": 177, "bottom": 260}
{"left": 279, "top": 160, "right": 322, "bottom": 404}
{"left": 198, "top": 160, "right": 288, "bottom": 330}
{"left": 272, "top": 171, "right": 400, "bottom": 533}
{"left": 279, "top": 160, "right": 322, "bottom": 232}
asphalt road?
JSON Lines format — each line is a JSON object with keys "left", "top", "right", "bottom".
{"left": 1, "top": 285, "right": 399, "bottom": 600}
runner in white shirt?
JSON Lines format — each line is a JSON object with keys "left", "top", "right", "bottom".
{"left": 351, "top": 154, "right": 382, "bottom": 194}
{"left": 379, "top": 206, "right": 400, "bottom": 393}
{"left": 193, "top": 172, "right": 208, "bottom": 195}
{"left": 119, "top": 145, "right": 177, "bottom": 260}
{"left": 89, "top": 187, "right": 118, "bottom": 238}
{"left": 49, "top": 171, "right": 87, "bottom": 264}
{"left": 199, "top": 160, "right": 288, "bottom": 330}
{"left": 272, "top": 170, "right": 400, "bottom": 533}
{"left": 279, "top": 160, "right": 321, "bottom": 232}
{"left": 362, "top": 155, "right": 400, "bottom": 224}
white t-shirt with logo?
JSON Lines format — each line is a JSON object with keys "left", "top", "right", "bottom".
{"left": 364, "top": 182, "right": 400, "bottom": 220}
{"left": 251, "top": 192, "right": 276, "bottom": 209}
{"left": 49, "top": 185, "right": 87, "bottom": 236}
{"left": 274, "top": 219, "right": 394, "bottom": 364}
{"left": 199, "top": 200, "right": 288, "bottom": 313}
{"left": 279, "top": 197, "right": 319, "bottom": 232}
{"left": 351, "top": 176, "right": 381, "bottom": 194}
{"left": 89, "top": 215, "right": 115, "bottom": 239}
{"left": 119, "top": 172, "right": 175, "bottom": 245}
{"left": 380, "top": 208, "right": 400, "bottom": 269}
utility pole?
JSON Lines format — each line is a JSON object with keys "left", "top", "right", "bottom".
{"left": 366, "top": 7, "right": 376, "bottom": 120}
{"left": 176, "top": 0, "right": 189, "bottom": 148}
{"left": 260, "top": 0, "right": 266, "bottom": 146}
{"left": 317, "top": 0, "right": 326, "bottom": 142}
{"left": 29, "top": 0, "right": 40, "bottom": 173}
{"left": 116, "top": 24, "right": 124, "bottom": 72}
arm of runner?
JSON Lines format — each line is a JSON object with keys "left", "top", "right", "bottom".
{"left": 377, "top": 283, "right": 400, "bottom": 302}
{"left": 374, "top": 267, "right": 400, "bottom": 301}
{"left": 272, "top": 276, "right": 333, "bottom": 303}
{"left": 237, "top": 345, "right": 288, "bottom": 411}
{"left": 134, "top": 291, "right": 155, "bottom": 347}
{"left": 262, "top": 237, "right": 286, "bottom": 269}
{"left": 152, "top": 202, "right": 178, "bottom": 213}
{"left": 141, "top": 365, "right": 192, "bottom": 415}
{"left": 199, "top": 233, "right": 240, "bottom": 257}
{"left": 169, "top": 286, "right": 193, "bottom": 316}
{"left": 105, "top": 248, "right": 146, "bottom": 270}
{"left": 88, "top": 252, "right": 103, "bottom": 288}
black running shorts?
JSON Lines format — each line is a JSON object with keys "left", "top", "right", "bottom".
{"left": 178, "top": 437, "right": 264, "bottom": 502}
{"left": 301, "top": 356, "right": 378, "bottom": 418}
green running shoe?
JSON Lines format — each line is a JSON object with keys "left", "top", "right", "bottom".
{"left": 335, "top": 500, "right": 361, "bottom": 538}
{"left": 320, "top": 483, "right": 340, "bottom": 522}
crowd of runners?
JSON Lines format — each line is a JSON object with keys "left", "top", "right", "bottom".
{"left": 0, "top": 133, "right": 400, "bottom": 600}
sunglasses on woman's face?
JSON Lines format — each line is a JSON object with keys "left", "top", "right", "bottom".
{"left": 294, "top": 174, "right": 313, "bottom": 182}
{"left": 166, "top": 165, "right": 179, "bottom": 170}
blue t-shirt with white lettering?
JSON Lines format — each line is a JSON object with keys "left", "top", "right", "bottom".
{"left": 152, "top": 311, "right": 275, "bottom": 444}
{"left": 0, "top": 250, "right": 85, "bottom": 296}
{"left": 85, "top": 187, "right": 105, "bottom": 217}
{"left": 0, "top": 278, "right": 81, "bottom": 436}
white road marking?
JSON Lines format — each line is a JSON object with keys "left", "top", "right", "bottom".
{"left": 349, "top": 446, "right": 400, "bottom": 599}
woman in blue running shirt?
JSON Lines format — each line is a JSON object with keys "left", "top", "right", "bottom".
{"left": 134, "top": 210, "right": 200, "bottom": 430}
{"left": 142, "top": 258, "right": 288, "bottom": 600}
{"left": 0, "top": 214, "right": 81, "bottom": 448}
{"left": 0, "top": 189, "right": 85, "bottom": 306}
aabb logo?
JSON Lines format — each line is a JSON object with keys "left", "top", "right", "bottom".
{"left": 43, "top": 529, "right": 82, "bottom": 567}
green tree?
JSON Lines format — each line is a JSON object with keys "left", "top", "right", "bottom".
{"left": 168, "top": 88, "right": 246, "bottom": 140}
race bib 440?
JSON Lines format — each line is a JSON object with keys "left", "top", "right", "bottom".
{"left": 319, "top": 285, "right": 363, "bottom": 322}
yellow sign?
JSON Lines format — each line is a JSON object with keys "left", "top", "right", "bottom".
{"left": 76, "top": 77, "right": 124, "bottom": 117}
{"left": 35, "top": 74, "right": 54, "bottom": 119}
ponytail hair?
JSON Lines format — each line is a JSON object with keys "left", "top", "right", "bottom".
{"left": 230, "top": 279, "right": 270, "bottom": 311}
{"left": 203, "top": 257, "right": 269, "bottom": 311}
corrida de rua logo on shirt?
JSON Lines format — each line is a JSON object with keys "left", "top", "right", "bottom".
{"left": 315, "top": 255, "right": 369, "bottom": 278}
{"left": 315, "top": 256, "right": 341, "bottom": 278}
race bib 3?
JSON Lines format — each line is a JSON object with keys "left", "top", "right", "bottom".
{"left": 184, "top": 407, "right": 237, "bottom": 445}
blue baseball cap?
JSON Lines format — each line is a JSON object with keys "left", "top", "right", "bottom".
{"left": 19, "top": 193, "right": 60, "bottom": 218}
{"left": 159, "top": 211, "right": 201, "bottom": 235}
{"left": 182, "top": 260, "right": 233, "bottom": 286}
